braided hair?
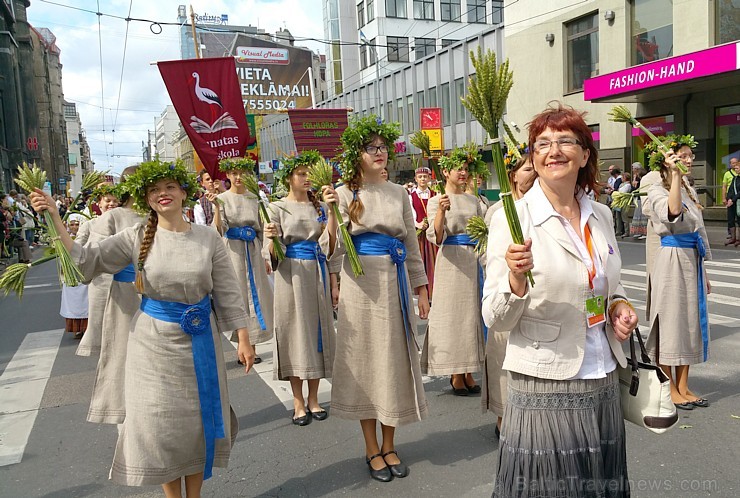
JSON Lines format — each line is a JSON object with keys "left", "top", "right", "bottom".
{"left": 134, "top": 210, "right": 158, "bottom": 294}
{"left": 346, "top": 168, "right": 364, "bottom": 226}
{"left": 306, "top": 189, "right": 326, "bottom": 232}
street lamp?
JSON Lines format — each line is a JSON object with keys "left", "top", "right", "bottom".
{"left": 361, "top": 32, "right": 383, "bottom": 120}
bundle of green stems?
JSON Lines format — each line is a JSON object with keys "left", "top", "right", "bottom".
{"left": 242, "top": 173, "right": 285, "bottom": 261}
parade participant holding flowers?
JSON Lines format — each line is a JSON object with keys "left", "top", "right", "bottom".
{"left": 642, "top": 134, "right": 712, "bottom": 410}
{"left": 321, "top": 115, "right": 429, "bottom": 482}
{"left": 483, "top": 104, "right": 635, "bottom": 497}
{"left": 409, "top": 165, "right": 437, "bottom": 300}
{"left": 29, "top": 159, "right": 254, "bottom": 498}
{"left": 213, "top": 157, "right": 274, "bottom": 364}
{"left": 421, "top": 144, "right": 486, "bottom": 396}
{"left": 264, "top": 150, "right": 336, "bottom": 426}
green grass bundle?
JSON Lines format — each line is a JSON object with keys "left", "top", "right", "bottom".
{"left": 466, "top": 215, "right": 488, "bottom": 256}
{"left": 242, "top": 173, "right": 285, "bottom": 261}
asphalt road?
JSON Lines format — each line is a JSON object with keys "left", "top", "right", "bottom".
{"left": 0, "top": 240, "right": 738, "bottom": 497}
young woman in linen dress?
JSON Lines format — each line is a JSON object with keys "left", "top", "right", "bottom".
{"left": 263, "top": 153, "right": 336, "bottom": 426}
{"left": 642, "top": 140, "right": 712, "bottom": 410}
{"left": 320, "top": 116, "right": 430, "bottom": 482}
{"left": 422, "top": 150, "right": 485, "bottom": 395}
{"left": 31, "top": 160, "right": 255, "bottom": 498}
{"left": 212, "top": 158, "right": 274, "bottom": 363}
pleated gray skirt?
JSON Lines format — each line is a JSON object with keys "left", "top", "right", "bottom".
{"left": 493, "top": 370, "right": 629, "bottom": 498}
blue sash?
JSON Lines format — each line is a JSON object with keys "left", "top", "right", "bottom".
{"left": 444, "top": 234, "right": 488, "bottom": 342}
{"left": 224, "top": 226, "right": 266, "bottom": 331}
{"left": 285, "top": 240, "right": 326, "bottom": 353}
{"left": 139, "top": 295, "right": 224, "bottom": 480}
{"left": 112, "top": 263, "right": 135, "bottom": 283}
{"left": 660, "top": 232, "right": 709, "bottom": 361}
{"left": 352, "top": 233, "right": 414, "bottom": 342}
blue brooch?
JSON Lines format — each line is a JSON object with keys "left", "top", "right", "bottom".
{"left": 180, "top": 305, "right": 209, "bottom": 336}
{"left": 316, "top": 206, "right": 327, "bottom": 224}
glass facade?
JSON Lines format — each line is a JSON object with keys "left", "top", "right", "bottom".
{"left": 715, "top": 105, "right": 740, "bottom": 189}
{"left": 631, "top": 0, "right": 673, "bottom": 65}
{"left": 631, "top": 114, "right": 674, "bottom": 165}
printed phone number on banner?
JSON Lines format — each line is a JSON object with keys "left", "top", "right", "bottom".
{"left": 243, "top": 99, "right": 297, "bottom": 111}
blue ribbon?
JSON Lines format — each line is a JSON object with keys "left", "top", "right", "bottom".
{"left": 224, "top": 226, "right": 266, "bottom": 331}
{"left": 352, "top": 233, "right": 414, "bottom": 341}
{"left": 444, "top": 234, "right": 488, "bottom": 342}
{"left": 660, "top": 233, "right": 709, "bottom": 361}
{"left": 113, "top": 263, "right": 135, "bottom": 282}
{"left": 139, "top": 295, "right": 224, "bottom": 480}
{"left": 285, "top": 240, "right": 326, "bottom": 353}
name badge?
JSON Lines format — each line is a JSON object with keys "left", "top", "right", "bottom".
{"left": 586, "top": 295, "right": 606, "bottom": 327}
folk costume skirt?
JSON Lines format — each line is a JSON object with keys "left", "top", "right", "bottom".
{"left": 493, "top": 370, "right": 629, "bottom": 498}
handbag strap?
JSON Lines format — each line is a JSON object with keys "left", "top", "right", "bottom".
{"left": 633, "top": 326, "right": 652, "bottom": 363}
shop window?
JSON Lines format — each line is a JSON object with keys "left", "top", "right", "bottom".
{"left": 386, "top": 0, "right": 407, "bottom": 18}
{"left": 414, "top": 0, "right": 434, "bottom": 20}
{"left": 631, "top": 114, "right": 674, "bottom": 166}
{"left": 715, "top": 105, "right": 740, "bottom": 191}
{"left": 441, "top": 82, "right": 451, "bottom": 126}
{"left": 415, "top": 38, "right": 435, "bottom": 60}
{"left": 716, "top": 0, "right": 740, "bottom": 45}
{"left": 387, "top": 36, "right": 410, "bottom": 62}
{"left": 367, "top": 0, "right": 375, "bottom": 22}
{"left": 358, "top": 1, "right": 365, "bottom": 28}
{"left": 566, "top": 13, "right": 598, "bottom": 92}
{"left": 588, "top": 124, "right": 600, "bottom": 150}
{"left": 441, "top": 0, "right": 461, "bottom": 21}
{"left": 631, "top": 0, "right": 673, "bottom": 65}
{"left": 467, "top": 0, "right": 486, "bottom": 23}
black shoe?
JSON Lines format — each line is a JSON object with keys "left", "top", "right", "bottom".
{"left": 382, "top": 450, "right": 408, "bottom": 478}
{"left": 464, "top": 378, "right": 481, "bottom": 394}
{"left": 494, "top": 425, "right": 501, "bottom": 438}
{"left": 366, "top": 453, "right": 392, "bottom": 482}
{"left": 253, "top": 355, "right": 262, "bottom": 364}
{"left": 292, "top": 411, "right": 312, "bottom": 426}
{"left": 310, "top": 409, "right": 328, "bottom": 421}
{"left": 691, "top": 398, "right": 710, "bottom": 408}
{"left": 450, "top": 377, "right": 468, "bottom": 396}
{"left": 674, "top": 401, "right": 694, "bottom": 410}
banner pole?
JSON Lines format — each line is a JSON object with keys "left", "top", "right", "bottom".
{"left": 189, "top": 5, "right": 201, "bottom": 59}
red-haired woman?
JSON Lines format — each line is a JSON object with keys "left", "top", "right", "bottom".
{"left": 483, "top": 103, "right": 635, "bottom": 497}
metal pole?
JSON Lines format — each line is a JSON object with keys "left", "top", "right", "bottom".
{"left": 189, "top": 5, "right": 201, "bottom": 59}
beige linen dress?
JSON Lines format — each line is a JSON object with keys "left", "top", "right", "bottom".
{"left": 71, "top": 223, "right": 247, "bottom": 485}
{"left": 265, "top": 199, "right": 334, "bottom": 380}
{"left": 217, "top": 190, "right": 274, "bottom": 345}
{"left": 321, "top": 181, "right": 429, "bottom": 426}
{"left": 81, "top": 207, "right": 144, "bottom": 424}
{"left": 421, "top": 193, "right": 485, "bottom": 375}
{"left": 642, "top": 181, "right": 711, "bottom": 365}
{"left": 76, "top": 217, "right": 110, "bottom": 357}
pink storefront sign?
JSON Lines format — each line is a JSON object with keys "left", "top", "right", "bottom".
{"left": 715, "top": 113, "right": 740, "bottom": 127}
{"left": 584, "top": 41, "right": 740, "bottom": 101}
{"left": 631, "top": 121, "right": 674, "bottom": 137}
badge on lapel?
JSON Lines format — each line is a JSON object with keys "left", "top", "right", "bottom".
{"left": 608, "top": 244, "right": 614, "bottom": 255}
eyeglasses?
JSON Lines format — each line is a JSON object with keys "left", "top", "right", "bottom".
{"left": 677, "top": 153, "right": 695, "bottom": 161}
{"left": 533, "top": 137, "right": 581, "bottom": 154}
{"left": 364, "top": 145, "right": 389, "bottom": 155}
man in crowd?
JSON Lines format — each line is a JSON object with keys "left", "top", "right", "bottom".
{"left": 194, "top": 169, "right": 220, "bottom": 226}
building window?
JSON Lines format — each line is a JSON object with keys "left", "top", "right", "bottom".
{"left": 386, "top": 0, "right": 407, "bottom": 18}
{"left": 491, "top": 0, "right": 504, "bottom": 24}
{"left": 441, "top": 39, "right": 457, "bottom": 48}
{"left": 369, "top": 38, "right": 377, "bottom": 65}
{"left": 360, "top": 43, "right": 368, "bottom": 70}
{"left": 397, "top": 98, "right": 405, "bottom": 132}
{"left": 717, "top": 0, "right": 740, "bottom": 45}
{"left": 416, "top": 90, "right": 425, "bottom": 110}
{"left": 415, "top": 38, "right": 435, "bottom": 60}
{"left": 455, "top": 77, "right": 465, "bottom": 123}
{"left": 441, "top": 0, "right": 461, "bottom": 21}
{"left": 631, "top": 0, "right": 673, "bottom": 65}
{"left": 428, "top": 86, "right": 438, "bottom": 108}
{"left": 588, "top": 124, "right": 600, "bottom": 150}
{"left": 566, "top": 13, "right": 598, "bottom": 93}
{"left": 358, "top": 1, "right": 365, "bottom": 27}
{"left": 441, "top": 82, "right": 450, "bottom": 126}
{"left": 387, "top": 36, "right": 410, "bottom": 62}
{"left": 632, "top": 114, "right": 674, "bottom": 165}
{"left": 414, "top": 0, "right": 434, "bottom": 20}
{"left": 715, "top": 105, "right": 740, "bottom": 192}
{"left": 386, "top": 101, "right": 394, "bottom": 122}
{"left": 407, "top": 95, "right": 415, "bottom": 130}
{"left": 467, "top": 0, "right": 486, "bottom": 23}
{"left": 367, "top": 0, "right": 375, "bottom": 22}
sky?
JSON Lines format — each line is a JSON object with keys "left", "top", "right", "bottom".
{"left": 26, "top": 0, "right": 325, "bottom": 175}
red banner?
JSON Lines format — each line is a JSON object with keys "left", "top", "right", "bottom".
{"left": 157, "top": 57, "right": 252, "bottom": 180}
{"left": 288, "top": 108, "right": 348, "bottom": 158}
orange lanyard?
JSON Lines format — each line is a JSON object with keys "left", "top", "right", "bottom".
{"left": 583, "top": 223, "right": 597, "bottom": 290}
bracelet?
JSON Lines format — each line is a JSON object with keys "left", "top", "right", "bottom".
{"left": 608, "top": 298, "right": 635, "bottom": 317}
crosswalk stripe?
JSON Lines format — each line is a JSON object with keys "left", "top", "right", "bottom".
{"left": 628, "top": 299, "right": 740, "bottom": 328}
{"left": 622, "top": 268, "right": 740, "bottom": 289}
{"left": 0, "top": 329, "right": 63, "bottom": 467}
{"left": 621, "top": 280, "right": 739, "bottom": 306}
{"left": 629, "top": 263, "right": 740, "bottom": 279}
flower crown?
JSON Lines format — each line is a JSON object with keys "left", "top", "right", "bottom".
{"left": 124, "top": 159, "right": 199, "bottom": 214}
{"left": 504, "top": 142, "right": 529, "bottom": 171}
{"left": 275, "top": 149, "right": 324, "bottom": 187}
{"left": 440, "top": 143, "right": 490, "bottom": 179}
{"left": 218, "top": 156, "right": 256, "bottom": 173}
{"left": 644, "top": 134, "right": 697, "bottom": 171}
{"left": 335, "top": 115, "right": 401, "bottom": 183}
{"left": 91, "top": 184, "right": 120, "bottom": 202}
